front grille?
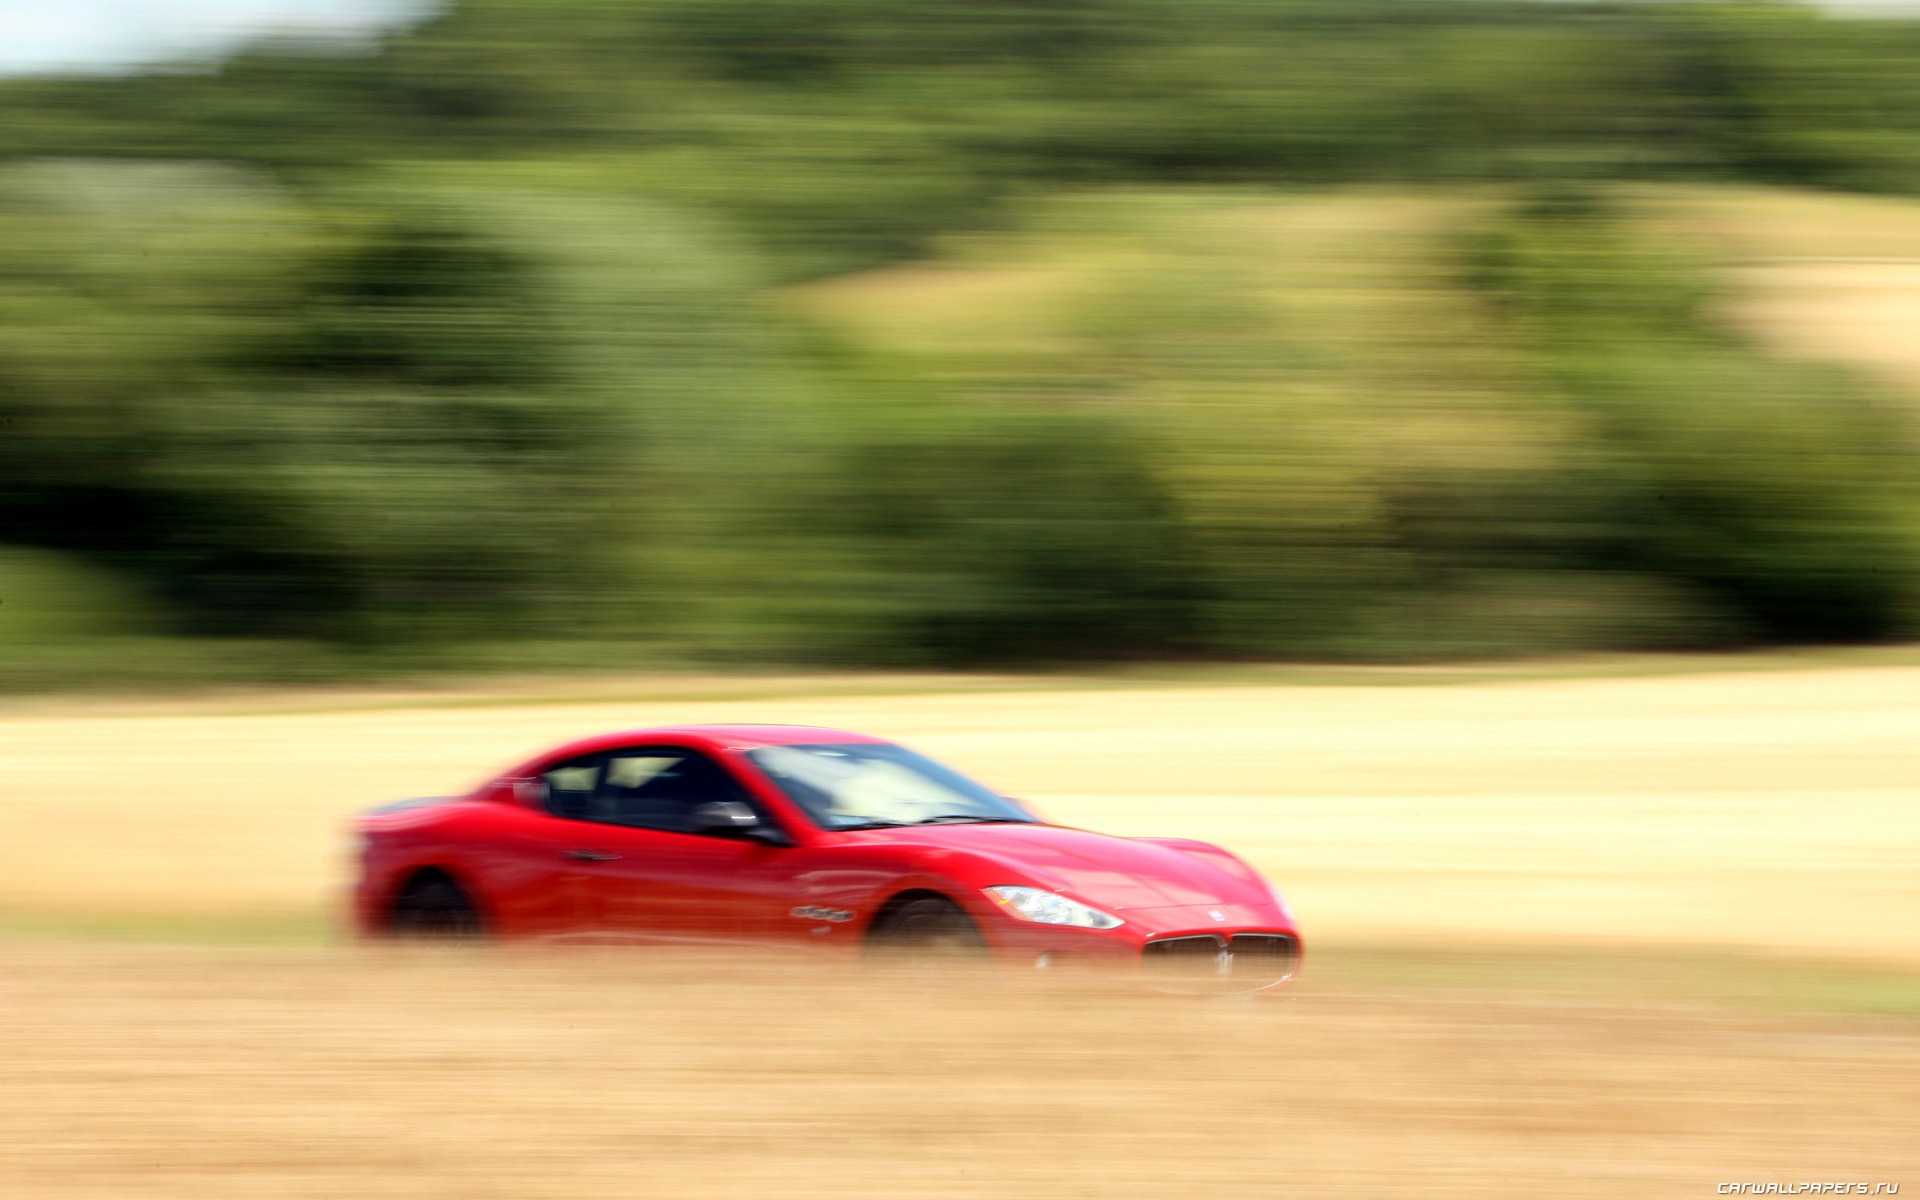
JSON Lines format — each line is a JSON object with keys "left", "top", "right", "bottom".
{"left": 1141, "top": 933, "right": 1299, "bottom": 994}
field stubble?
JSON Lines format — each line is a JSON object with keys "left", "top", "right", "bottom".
{"left": 0, "top": 945, "right": 1916, "bottom": 1200}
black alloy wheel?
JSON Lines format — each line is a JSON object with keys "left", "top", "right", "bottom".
{"left": 867, "top": 896, "right": 988, "bottom": 961}
{"left": 388, "top": 874, "right": 484, "bottom": 940}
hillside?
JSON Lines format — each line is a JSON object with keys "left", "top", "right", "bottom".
{"left": 1690, "top": 188, "right": 1920, "bottom": 393}
{"left": 796, "top": 184, "right": 1920, "bottom": 403}
{"left": 9, "top": 0, "right": 1920, "bottom": 673}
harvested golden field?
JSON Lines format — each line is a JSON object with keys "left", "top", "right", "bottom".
{"left": 0, "top": 945, "right": 1915, "bottom": 1200}
{"left": 1, "top": 662, "right": 1917, "bottom": 960}
{"left": 1674, "top": 186, "right": 1920, "bottom": 394}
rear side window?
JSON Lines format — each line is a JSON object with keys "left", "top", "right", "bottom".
{"left": 540, "top": 758, "right": 600, "bottom": 820}
{"left": 593, "top": 747, "right": 748, "bottom": 834}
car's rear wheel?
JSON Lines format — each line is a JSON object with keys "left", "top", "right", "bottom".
{"left": 867, "top": 896, "right": 987, "bottom": 962}
{"left": 388, "top": 873, "right": 484, "bottom": 940}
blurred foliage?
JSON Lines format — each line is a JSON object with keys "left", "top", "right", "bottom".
{"left": 1464, "top": 190, "right": 1919, "bottom": 643}
{"left": 11, "top": 1, "right": 1920, "bottom": 274}
{"left": 0, "top": 1, "right": 1918, "bottom": 680}
{"left": 793, "top": 188, "right": 1920, "bottom": 658}
{"left": 0, "top": 546, "right": 154, "bottom": 640}
{"left": 0, "top": 162, "right": 803, "bottom": 649}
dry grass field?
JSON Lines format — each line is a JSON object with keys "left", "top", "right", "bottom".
{"left": 2, "top": 946, "right": 1916, "bottom": 1200}
{"left": 2, "top": 662, "right": 1917, "bottom": 1197}
{"left": 2, "top": 662, "right": 1916, "bottom": 959}
{"left": 1678, "top": 186, "right": 1920, "bottom": 394}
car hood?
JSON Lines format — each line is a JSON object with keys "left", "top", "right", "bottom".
{"left": 857, "top": 822, "right": 1268, "bottom": 910}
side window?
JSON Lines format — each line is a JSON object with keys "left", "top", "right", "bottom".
{"left": 540, "top": 756, "right": 601, "bottom": 821}
{"left": 593, "top": 747, "right": 747, "bottom": 835}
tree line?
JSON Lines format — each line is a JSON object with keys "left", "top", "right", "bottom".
{"left": 1, "top": 0, "right": 1917, "bottom": 675}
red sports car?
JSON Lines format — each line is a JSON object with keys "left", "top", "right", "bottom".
{"left": 352, "top": 724, "right": 1302, "bottom": 994}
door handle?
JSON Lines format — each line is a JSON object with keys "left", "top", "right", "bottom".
{"left": 562, "top": 849, "right": 622, "bottom": 862}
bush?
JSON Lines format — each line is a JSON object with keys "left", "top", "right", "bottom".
{"left": 1462, "top": 191, "right": 1920, "bottom": 642}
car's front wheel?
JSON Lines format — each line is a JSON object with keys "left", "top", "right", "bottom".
{"left": 866, "top": 895, "right": 987, "bottom": 962}
{"left": 387, "top": 873, "right": 484, "bottom": 940}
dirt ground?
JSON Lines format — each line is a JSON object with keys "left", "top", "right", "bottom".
{"left": 0, "top": 945, "right": 1913, "bottom": 1200}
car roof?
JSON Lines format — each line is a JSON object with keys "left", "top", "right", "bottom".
{"left": 516, "top": 723, "right": 890, "bottom": 771}
{"left": 642, "top": 723, "right": 889, "bottom": 748}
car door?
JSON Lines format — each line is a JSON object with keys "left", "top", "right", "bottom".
{"left": 470, "top": 752, "right": 607, "bottom": 939}
{"left": 560, "top": 745, "right": 796, "bottom": 944}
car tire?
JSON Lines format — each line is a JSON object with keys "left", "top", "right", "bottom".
{"left": 388, "top": 873, "right": 484, "bottom": 940}
{"left": 867, "top": 896, "right": 987, "bottom": 961}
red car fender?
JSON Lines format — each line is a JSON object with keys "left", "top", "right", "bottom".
{"left": 355, "top": 803, "right": 498, "bottom": 935}
{"left": 855, "top": 871, "right": 1004, "bottom": 938}
{"left": 358, "top": 853, "right": 480, "bottom": 935}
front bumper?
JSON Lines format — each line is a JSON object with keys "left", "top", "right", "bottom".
{"left": 1138, "top": 931, "right": 1300, "bottom": 994}
{"left": 980, "top": 902, "right": 1302, "bottom": 995}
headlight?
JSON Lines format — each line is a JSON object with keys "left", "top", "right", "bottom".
{"left": 983, "top": 886, "right": 1123, "bottom": 929}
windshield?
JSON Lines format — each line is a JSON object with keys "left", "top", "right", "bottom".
{"left": 745, "top": 743, "right": 1037, "bottom": 831}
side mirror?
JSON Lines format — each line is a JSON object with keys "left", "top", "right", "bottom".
{"left": 690, "top": 800, "right": 780, "bottom": 842}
